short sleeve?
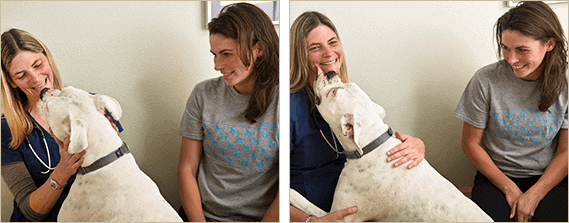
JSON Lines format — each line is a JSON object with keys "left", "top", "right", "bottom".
{"left": 454, "top": 72, "right": 490, "bottom": 129}
{"left": 2, "top": 120, "right": 24, "bottom": 165}
{"left": 562, "top": 106, "right": 568, "bottom": 129}
{"left": 178, "top": 84, "right": 205, "bottom": 140}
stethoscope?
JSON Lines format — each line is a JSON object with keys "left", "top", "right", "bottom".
{"left": 25, "top": 121, "right": 55, "bottom": 174}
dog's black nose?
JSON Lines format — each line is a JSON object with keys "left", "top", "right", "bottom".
{"left": 40, "top": 88, "right": 51, "bottom": 100}
{"left": 324, "top": 71, "right": 337, "bottom": 79}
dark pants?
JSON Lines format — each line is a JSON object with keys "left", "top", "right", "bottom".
{"left": 178, "top": 206, "right": 216, "bottom": 222}
{"left": 471, "top": 171, "right": 568, "bottom": 222}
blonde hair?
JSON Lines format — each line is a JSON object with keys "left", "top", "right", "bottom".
{"left": 1, "top": 28, "right": 65, "bottom": 149}
{"left": 290, "top": 11, "right": 348, "bottom": 111}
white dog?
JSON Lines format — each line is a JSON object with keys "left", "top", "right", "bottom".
{"left": 39, "top": 86, "right": 182, "bottom": 222}
{"left": 289, "top": 71, "right": 492, "bottom": 222}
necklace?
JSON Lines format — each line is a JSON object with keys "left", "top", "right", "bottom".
{"left": 312, "top": 112, "right": 342, "bottom": 158}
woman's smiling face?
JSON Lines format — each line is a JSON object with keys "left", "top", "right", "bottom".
{"left": 501, "top": 30, "right": 554, "bottom": 81}
{"left": 8, "top": 50, "right": 55, "bottom": 103}
{"left": 210, "top": 33, "right": 260, "bottom": 95}
{"left": 306, "top": 25, "right": 344, "bottom": 78}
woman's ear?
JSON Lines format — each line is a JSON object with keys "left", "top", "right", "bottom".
{"left": 253, "top": 42, "right": 264, "bottom": 58}
{"left": 546, "top": 38, "right": 556, "bottom": 51}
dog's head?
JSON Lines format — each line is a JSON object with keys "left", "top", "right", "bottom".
{"left": 312, "top": 68, "right": 387, "bottom": 151}
{"left": 313, "top": 68, "right": 343, "bottom": 106}
{"left": 39, "top": 86, "right": 122, "bottom": 154}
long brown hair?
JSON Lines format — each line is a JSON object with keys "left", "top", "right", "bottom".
{"left": 290, "top": 11, "right": 348, "bottom": 111}
{"left": 1, "top": 28, "right": 65, "bottom": 149}
{"left": 208, "top": 3, "right": 279, "bottom": 123}
{"left": 495, "top": 1, "right": 567, "bottom": 111}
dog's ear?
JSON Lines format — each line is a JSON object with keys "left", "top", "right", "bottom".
{"left": 93, "top": 94, "right": 122, "bottom": 121}
{"left": 341, "top": 114, "right": 359, "bottom": 147}
{"left": 373, "top": 103, "right": 386, "bottom": 120}
{"left": 68, "top": 114, "right": 88, "bottom": 154}
{"left": 341, "top": 113, "right": 362, "bottom": 149}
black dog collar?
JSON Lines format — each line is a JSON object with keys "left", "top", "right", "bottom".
{"left": 344, "top": 127, "right": 393, "bottom": 159}
{"left": 78, "top": 142, "right": 130, "bottom": 175}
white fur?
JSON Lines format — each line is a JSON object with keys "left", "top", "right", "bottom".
{"left": 289, "top": 72, "right": 493, "bottom": 222}
{"left": 40, "top": 86, "right": 182, "bottom": 222}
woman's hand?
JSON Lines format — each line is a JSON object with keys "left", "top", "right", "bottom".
{"left": 309, "top": 207, "right": 357, "bottom": 222}
{"left": 52, "top": 137, "right": 87, "bottom": 184}
{"left": 510, "top": 191, "right": 541, "bottom": 222}
{"left": 386, "top": 131, "right": 425, "bottom": 169}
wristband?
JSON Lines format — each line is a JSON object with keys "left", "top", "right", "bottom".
{"left": 305, "top": 214, "right": 315, "bottom": 222}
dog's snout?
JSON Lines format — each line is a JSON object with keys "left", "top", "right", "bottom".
{"left": 40, "top": 88, "right": 51, "bottom": 100}
{"left": 324, "top": 71, "right": 337, "bottom": 80}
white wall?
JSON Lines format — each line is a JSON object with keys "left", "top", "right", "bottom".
{"left": 1, "top": 1, "right": 280, "bottom": 221}
{"left": 291, "top": 0, "right": 567, "bottom": 192}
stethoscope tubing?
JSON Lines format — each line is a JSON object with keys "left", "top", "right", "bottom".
{"left": 25, "top": 122, "right": 55, "bottom": 175}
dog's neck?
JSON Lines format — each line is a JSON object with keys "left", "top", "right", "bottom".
{"left": 81, "top": 112, "right": 123, "bottom": 167}
{"left": 317, "top": 82, "right": 390, "bottom": 155}
{"left": 338, "top": 114, "right": 389, "bottom": 153}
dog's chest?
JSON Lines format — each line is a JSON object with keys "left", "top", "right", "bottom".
{"left": 59, "top": 156, "right": 151, "bottom": 220}
{"left": 337, "top": 140, "right": 402, "bottom": 190}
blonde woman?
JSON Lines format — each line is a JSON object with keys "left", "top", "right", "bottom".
{"left": 290, "top": 11, "right": 426, "bottom": 222}
{"left": 1, "top": 28, "right": 121, "bottom": 221}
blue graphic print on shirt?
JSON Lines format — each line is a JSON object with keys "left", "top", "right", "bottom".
{"left": 202, "top": 120, "right": 279, "bottom": 171}
{"left": 490, "top": 103, "right": 566, "bottom": 146}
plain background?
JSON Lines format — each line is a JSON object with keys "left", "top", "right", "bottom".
{"left": 1, "top": 1, "right": 567, "bottom": 222}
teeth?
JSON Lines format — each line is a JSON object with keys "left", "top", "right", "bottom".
{"left": 321, "top": 59, "right": 336, "bottom": 65}
{"left": 513, "top": 64, "right": 525, "bottom": 69}
{"left": 35, "top": 80, "right": 46, "bottom": 89}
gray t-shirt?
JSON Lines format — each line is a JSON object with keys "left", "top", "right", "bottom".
{"left": 178, "top": 77, "right": 279, "bottom": 221}
{"left": 454, "top": 61, "right": 568, "bottom": 178}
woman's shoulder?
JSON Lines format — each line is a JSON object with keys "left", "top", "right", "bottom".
{"left": 290, "top": 91, "right": 311, "bottom": 119}
{"left": 1, "top": 116, "right": 10, "bottom": 136}
{"left": 190, "top": 76, "right": 228, "bottom": 94}
{"left": 474, "top": 60, "right": 510, "bottom": 80}
{"left": 194, "top": 76, "right": 224, "bottom": 88}
{"left": 290, "top": 90, "right": 307, "bottom": 102}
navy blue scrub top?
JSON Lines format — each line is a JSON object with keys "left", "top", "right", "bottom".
{"left": 290, "top": 91, "right": 346, "bottom": 212}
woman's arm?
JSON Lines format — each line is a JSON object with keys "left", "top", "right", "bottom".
{"left": 290, "top": 204, "right": 357, "bottom": 222}
{"left": 386, "top": 131, "right": 426, "bottom": 169}
{"left": 510, "top": 129, "right": 568, "bottom": 222}
{"left": 261, "top": 191, "right": 279, "bottom": 222}
{"left": 30, "top": 137, "right": 87, "bottom": 216}
{"left": 178, "top": 137, "right": 206, "bottom": 222}
{"left": 461, "top": 122, "right": 523, "bottom": 205}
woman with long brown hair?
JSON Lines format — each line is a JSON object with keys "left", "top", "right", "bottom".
{"left": 455, "top": 1, "right": 567, "bottom": 221}
{"left": 177, "top": 3, "right": 279, "bottom": 221}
